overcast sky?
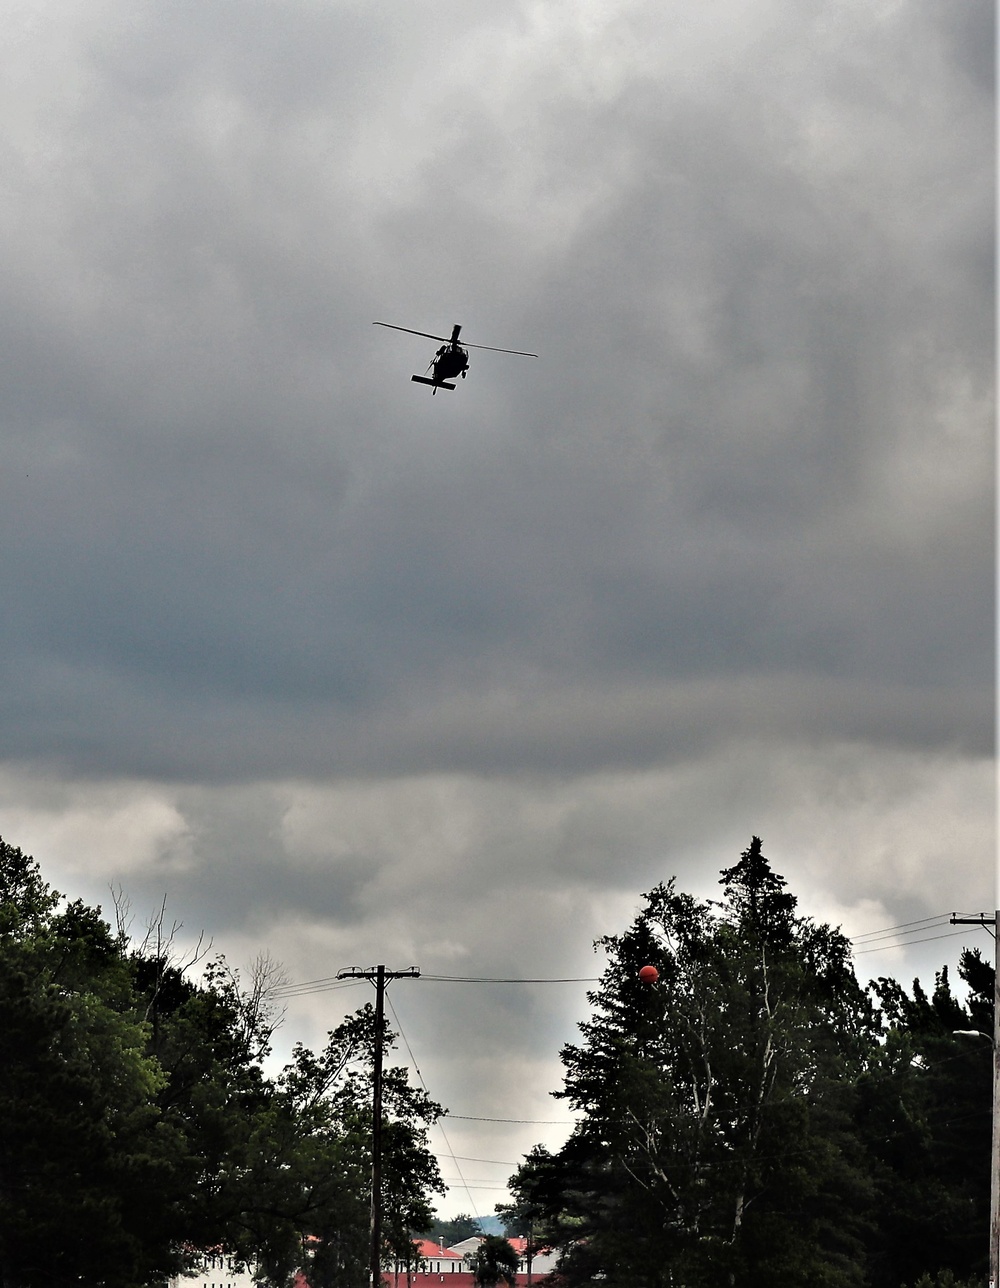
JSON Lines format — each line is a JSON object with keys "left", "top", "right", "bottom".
{"left": 0, "top": 0, "right": 994, "bottom": 1220}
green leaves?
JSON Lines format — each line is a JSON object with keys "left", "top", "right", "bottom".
{"left": 469, "top": 1235, "right": 521, "bottom": 1288}
{"left": 860, "top": 959, "right": 992, "bottom": 1288}
{"left": 0, "top": 836, "right": 444, "bottom": 1288}
{"left": 424, "top": 1212, "right": 485, "bottom": 1245}
{"left": 511, "top": 840, "right": 991, "bottom": 1288}
{"left": 0, "top": 864, "right": 178, "bottom": 1287}
{"left": 513, "top": 839, "right": 881, "bottom": 1288}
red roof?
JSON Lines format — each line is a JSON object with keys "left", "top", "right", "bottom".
{"left": 413, "top": 1241, "right": 464, "bottom": 1260}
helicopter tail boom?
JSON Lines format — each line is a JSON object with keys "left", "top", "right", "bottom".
{"left": 411, "top": 375, "right": 456, "bottom": 390}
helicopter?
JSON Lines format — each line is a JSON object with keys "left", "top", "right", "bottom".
{"left": 373, "top": 321, "right": 537, "bottom": 392}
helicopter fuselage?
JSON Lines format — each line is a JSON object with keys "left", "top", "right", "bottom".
{"left": 410, "top": 343, "right": 469, "bottom": 392}
{"left": 431, "top": 344, "right": 469, "bottom": 382}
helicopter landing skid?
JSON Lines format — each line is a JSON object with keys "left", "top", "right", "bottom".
{"left": 411, "top": 375, "right": 456, "bottom": 390}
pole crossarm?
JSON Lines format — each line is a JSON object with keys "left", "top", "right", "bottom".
{"left": 336, "top": 965, "right": 421, "bottom": 981}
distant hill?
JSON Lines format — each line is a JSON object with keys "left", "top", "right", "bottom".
{"left": 424, "top": 1212, "right": 505, "bottom": 1245}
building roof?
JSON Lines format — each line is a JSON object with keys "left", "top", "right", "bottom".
{"left": 414, "top": 1240, "right": 464, "bottom": 1260}
{"left": 447, "top": 1237, "right": 484, "bottom": 1256}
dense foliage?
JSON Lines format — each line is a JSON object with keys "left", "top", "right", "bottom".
{"left": 422, "top": 1213, "right": 485, "bottom": 1246}
{"left": 507, "top": 838, "right": 992, "bottom": 1288}
{"left": 0, "top": 837, "right": 443, "bottom": 1288}
{"left": 468, "top": 1235, "right": 520, "bottom": 1288}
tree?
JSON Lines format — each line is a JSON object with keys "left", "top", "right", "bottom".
{"left": 274, "top": 1007, "right": 445, "bottom": 1288}
{"left": 0, "top": 842, "right": 182, "bottom": 1288}
{"left": 509, "top": 839, "right": 876, "bottom": 1288}
{"left": 497, "top": 1146, "right": 554, "bottom": 1283}
{"left": 0, "top": 836, "right": 445, "bottom": 1288}
{"left": 469, "top": 1235, "right": 520, "bottom": 1288}
{"left": 423, "top": 1213, "right": 485, "bottom": 1247}
{"left": 857, "top": 953, "right": 991, "bottom": 1288}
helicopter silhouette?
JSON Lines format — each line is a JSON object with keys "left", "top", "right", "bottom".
{"left": 373, "top": 321, "right": 537, "bottom": 392}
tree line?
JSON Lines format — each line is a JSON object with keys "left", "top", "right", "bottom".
{"left": 500, "top": 838, "right": 992, "bottom": 1288}
{"left": 0, "top": 836, "right": 443, "bottom": 1288}
{"left": 2, "top": 832, "right": 992, "bottom": 1288}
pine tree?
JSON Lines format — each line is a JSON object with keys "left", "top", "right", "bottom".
{"left": 510, "top": 839, "right": 876, "bottom": 1288}
{"left": 859, "top": 953, "right": 992, "bottom": 1288}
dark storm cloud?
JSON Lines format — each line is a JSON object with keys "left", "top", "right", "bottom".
{"left": 0, "top": 0, "right": 992, "bottom": 887}
{"left": 0, "top": 0, "right": 991, "bottom": 791}
{"left": 0, "top": 0, "right": 992, "bottom": 1220}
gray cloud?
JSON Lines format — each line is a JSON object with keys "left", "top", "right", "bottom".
{"left": 0, "top": 0, "right": 992, "bottom": 1215}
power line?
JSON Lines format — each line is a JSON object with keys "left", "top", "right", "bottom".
{"left": 448, "top": 1154, "right": 519, "bottom": 1165}
{"left": 275, "top": 978, "right": 366, "bottom": 998}
{"left": 849, "top": 914, "right": 952, "bottom": 943}
{"left": 438, "top": 1182, "right": 513, "bottom": 1191}
{"left": 384, "top": 992, "right": 480, "bottom": 1217}
{"left": 273, "top": 973, "right": 598, "bottom": 997}
{"left": 421, "top": 974, "right": 599, "bottom": 984}
{"left": 273, "top": 914, "right": 977, "bottom": 1000}
{"left": 446, "top": 1115, "right": 575, "bottom": 1124}
{"left": 854, "top": 928, "right": 974, "bottom": 955}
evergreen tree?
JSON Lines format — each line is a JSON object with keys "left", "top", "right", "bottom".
{"left": 510, "top": 839, "right": 877, "bottom": 1288}
{"left": 858, "top": 953, "right": 992, "bottom": 1288}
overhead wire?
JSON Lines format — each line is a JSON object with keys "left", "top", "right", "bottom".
{"left": 272, "top": 913, "right": 985, "bottom": 999}
{"left": 854, "top": 928, "right": 974, "bottom": 955}
{"left": 274, "top": 978, "right": 366, "bottom": 999}
{"left": 449, "top": 1154, "right": 519, "bottom": 1165}
{"left": 384, "top": 990, "right": 480, "bottom": 1217}
{"left": 420, "top": 974, "right": 599, "bottom": 984}
{"left": 849, "top": 914, "right": 953, "bottom": 943}
{"left": 447, "top": 1115, "right": 574, "bottom": 1124}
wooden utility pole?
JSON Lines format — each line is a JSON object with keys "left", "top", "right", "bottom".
{"left": 951, "top": 911, "right": 999, "bottom": 1288}
{"left": 337, "top": 964, "right": 421, "bottom": 1288}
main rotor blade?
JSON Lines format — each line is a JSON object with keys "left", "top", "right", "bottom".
{"left": 373, "top": 321, "right": 537, "bottom": 358}
{"left": 373, "top": 322, "right": 451, "bottom": 344}
{"left": 463, "top": 340, "right": 538, "bottom": 357}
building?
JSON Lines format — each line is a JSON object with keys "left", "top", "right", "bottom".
{"left": 168, "top": 1251, "right": 257, "bottom": 1288}
{"left": 506, "top": 1238, "right": 559, "bottom": 1278}
{"left": 390, "top": 1235, "right": 559, "bottom": 1288}
{"left": 404, "top": 1240, "right": 468, "bottom": 1273}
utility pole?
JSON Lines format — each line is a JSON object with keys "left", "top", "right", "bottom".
{"left": 337, "top": 965, "right": 421, "bottom": 1288}
{"left": 951, "top": 911, "right": 999, "bottom": 1287}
